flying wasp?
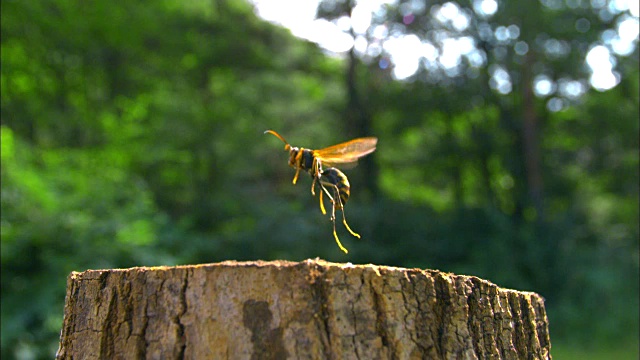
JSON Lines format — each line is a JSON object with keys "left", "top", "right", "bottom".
{"left": 264, "top": 130, "right": 377, "bottom": 254}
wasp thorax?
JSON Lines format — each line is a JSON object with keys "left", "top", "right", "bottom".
{"left": 287, "top": 147, "right": 300, "bottom": 168}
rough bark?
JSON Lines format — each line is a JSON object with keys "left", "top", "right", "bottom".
{"left": 57, "top": 259, "right": 551, "bottom": 360}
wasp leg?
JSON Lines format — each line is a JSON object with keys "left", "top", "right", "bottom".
{"left": 315, "top": 179, "right": 349, "bottom": 253}
{"left": 342, "top": 213, "right": 361, "bottom": 239}
{"left": 317, "top": 180, "right": 335, "bottom": 215}
{"left": 333, "top": 185, "right": 361, "bottom": 239}
{"left": 318, "top": 186, "right": 327, "bottom": 215}
{"left": 292, "top": 167, "right": 301, "bottom": 184}
{"left": 318, "top": 183, "right": 347, "bottom": 253}
{"left": 311, "top": 158, "right": 323, "bottom": 196}
{"left": 328, "top": 194, "right": 349, "bottom": 254}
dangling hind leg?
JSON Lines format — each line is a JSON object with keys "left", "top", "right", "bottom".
{"left": 329, "top": 197, "right": 349, "bottom": 254}
{"left": 332, "top": 185, "right": 360, "bottom": 239}
{"left": 323, "top": 186, "right": 348, "bottom": 254}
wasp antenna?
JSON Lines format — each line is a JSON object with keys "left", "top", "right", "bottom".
{"left": 264, "top": 130, "right": 289, "bottom": 145}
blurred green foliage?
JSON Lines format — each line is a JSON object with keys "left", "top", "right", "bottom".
{"left": 1, "top": 0, "right": 638, "bottom": 358}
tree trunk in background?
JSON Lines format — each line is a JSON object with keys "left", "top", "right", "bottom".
{"left": 57, "top": 259, "right": 551, "bottom": 359}
{"left": 521, "top": 49, "right": 544, "bottom": 219}
{"left": 345, "top": 46, "right": 378, "bottom": 197}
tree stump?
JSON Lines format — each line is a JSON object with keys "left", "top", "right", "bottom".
{"left": 56, "top": 259, "right": 551, "bottom": 359}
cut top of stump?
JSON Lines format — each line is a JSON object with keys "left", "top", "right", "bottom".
{"left": 57, "top": 259, "right": 551, "bottom": 360}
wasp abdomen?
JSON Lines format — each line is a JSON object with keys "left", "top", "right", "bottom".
{"left": 320, "top": 167, "right": 351, "bottom": 205}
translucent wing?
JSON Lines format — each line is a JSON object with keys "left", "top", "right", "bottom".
{"left": 314, "top": 137, "right": 378, "bottom": 168}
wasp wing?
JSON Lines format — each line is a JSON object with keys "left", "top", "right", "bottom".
{"left": 314, "top": 137, "right": 378, "bottom": 168}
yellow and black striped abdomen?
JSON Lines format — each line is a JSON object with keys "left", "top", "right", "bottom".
{"left": 320, "top": 167, "right": 350, "bottom": 205}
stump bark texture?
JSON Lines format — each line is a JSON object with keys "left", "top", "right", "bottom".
{"left": 57, "top": 259, "right": 551, "bottom": 359}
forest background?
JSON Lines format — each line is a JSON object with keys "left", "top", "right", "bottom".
{"left": 1, "top": 0, "right": 638, "bottom": 358}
